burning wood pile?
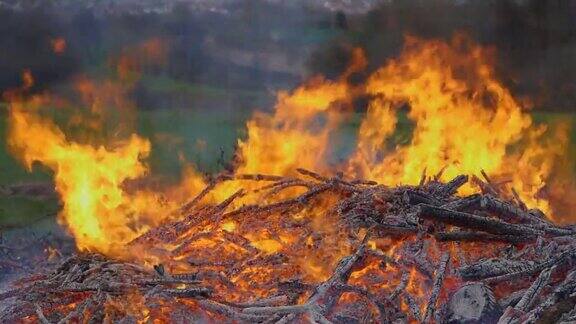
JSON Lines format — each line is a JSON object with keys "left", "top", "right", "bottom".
{"left": 1, "top": 169, "right": 575, "bottom": 323}
{"left": 2, "top": 32, "right": 575, "bottom": 324}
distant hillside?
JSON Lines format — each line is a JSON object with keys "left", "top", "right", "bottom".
{"left": 0, "top": 0, "right": 381, "bottom": 15}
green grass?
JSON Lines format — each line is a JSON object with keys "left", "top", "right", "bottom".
{"left": 137, "top": 108, "right": 252, "bottom": 179}
{"left": 0, "top": 196, "right": 59, "bottom": 229}
{"left": 142, "top": 75, "right": 264, "bottom": 100}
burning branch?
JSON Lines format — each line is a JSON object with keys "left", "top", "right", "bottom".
{"left": 2, "top": 171, "right": 576, "bottom": 323}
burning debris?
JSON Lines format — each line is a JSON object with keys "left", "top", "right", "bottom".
{"left": 1, "top": 31, "right": 575, "bottom": 324}
{"left": 2, "top": 169, "right": 576, "bottom": 323}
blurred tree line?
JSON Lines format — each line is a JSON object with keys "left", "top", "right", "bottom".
{"left": 0, "top": 0, "right": 574, "bottom": 111}
{"left": 310, "top": 0, "right": 576, "bottom": 112}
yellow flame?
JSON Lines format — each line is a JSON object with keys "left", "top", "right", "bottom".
{"left": 4, "top": 35, "right": 572, "bottom": 260}
{"left": 8, "top": 101, "right": 151, "bottom": 254}
{"left": 236, "top": 77, "right": 350, "bottom": 176}
{"left": 348, "top": 34, "right": 566, "bottom": 214}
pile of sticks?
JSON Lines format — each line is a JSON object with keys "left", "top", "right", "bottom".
{"left": 1, "top": 168, "right": 575, "bottom": 323}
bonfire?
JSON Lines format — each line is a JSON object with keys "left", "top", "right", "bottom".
{"left": 1, "top": 36, "right": 574, "bottom": 323}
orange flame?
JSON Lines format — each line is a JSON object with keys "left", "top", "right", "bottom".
{"left": 348, "top": 34, "right": 567, "bottom": 215}
{"left": 236, "top": 48, "right": 365, "bottom": 176}
{"left": 50, "top": 37, "right": 67, "bottom": 55}
{"left": 6, "top": 39, "right": 174, "bottom": 255}
{"left": 8, "top": 101, "right": 151, "bottom": 254}
{"left": 4, "top": 35, "right": 572, "bottom": 259}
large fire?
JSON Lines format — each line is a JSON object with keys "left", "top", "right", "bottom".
{"left": 348, "top": 35, "right": 569, "bottom": 214}
{"left": 3, "top": 35, "right": 574, "bottom": 322}
{"left": 6, "top": 34, "right": 569, "bottom": 256}
{"left": 9, "top": 105, "right": 151, "bottom": 253}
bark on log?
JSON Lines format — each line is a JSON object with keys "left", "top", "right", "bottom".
{"left": 417, "top": 204, "right": 541, "bottom": 237}
{"left": 435, "top": 231, "right": 535, "bottom": 244}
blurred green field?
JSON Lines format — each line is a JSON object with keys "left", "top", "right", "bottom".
{"left": 1, "top": 102, "right": 575, "bottom": 229}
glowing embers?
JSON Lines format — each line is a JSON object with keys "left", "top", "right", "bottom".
{"left": 4, "top": 171, "right": 576, "bottom": 322}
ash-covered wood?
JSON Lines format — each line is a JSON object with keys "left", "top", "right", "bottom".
{"left": 423, "top": 252, "right": 450, "bottom": 322}
{"left": 2, "top": 169, "right": 576, "bottom": 323}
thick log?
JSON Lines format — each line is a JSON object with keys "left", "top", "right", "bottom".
{"left": 390, "top": 272, "right": 410, "bottom": 300}
{"left": 435, "top": 231, "right": 535, "bottom": 244}
{"left": 296, "top": 168, "right": 329, "bottom": 182}
{"left": 180, "top": 181, "right": 217, "bottom": 213}
{"left": 480, "top": 196, "right": 574, "bottom": 236}
{"left": 441, "top": 194, "right": 482, "bottom": 211}
{"left": 417, "top": 204, "right": 541, "bottom": 237}
{"left": 459, "top": 258, "right": 535, "bottom": 281}
{"left": 165, "top": 287, "right": 212, "bottom": 298}
{"left": 498, "top": 289, "right": 526, "bottom": 310}
{"left": 484, "top": 249, "right": 574, "bottom": 284}
{"left": 197, "top": 299, "right": 269, "bottom": 322}
{"left": 34, "top": 304, "right": 51, "bottom": 324}
{"left": 480, "top": 195, "right": 536, "bottom": 223}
